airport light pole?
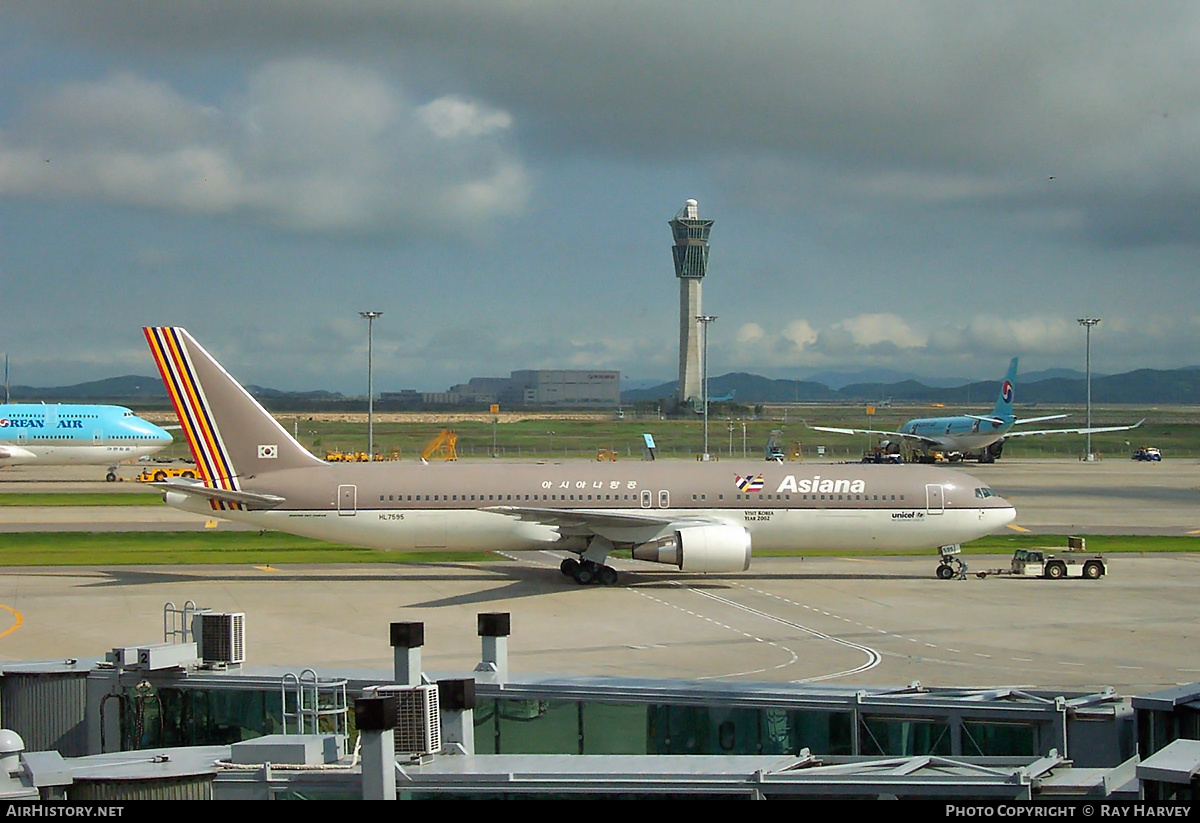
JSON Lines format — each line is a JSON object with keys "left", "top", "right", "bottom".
{"left": 1078, "top": 317, "right": 1100, "bottom": 460}
{"left": 696, "top": 315, "right": 717, "bottom": 460}
{"left": 359, "top": 311, "right": 383, "bottom": 460}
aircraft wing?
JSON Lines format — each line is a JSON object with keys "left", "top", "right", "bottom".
{"left": 1011, "top": 414, "right": 1069, "bottom": 426}
{"left": 153, "top": 479, "right": 286, "bottom": 510}
{"left": 809, "top": 425, "right": 940, "bottom": 447}
{"left": 485, "top": 505, "right": 723, "bottom": 542}
{"left": 1002, "top": 419, "right": 1145, "bottom": 439}
{"left": 965, "top": 415, "right": 1006, "bottom": 425}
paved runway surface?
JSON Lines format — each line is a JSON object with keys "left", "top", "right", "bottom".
{"left": 0, "top": 459, "right": 1197, "bottom": 693}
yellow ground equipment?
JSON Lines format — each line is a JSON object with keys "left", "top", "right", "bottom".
{"left": 136, "top": 466, "right": 199, "bottom": 482}
{"left": 596, "top": 447, "right": 618, "bottom": 462}
{"left": 421, "top": 430, "right": 459, "bottom": 461}
{"left": 325, "top": 451, "right": 373, "bottom": 462}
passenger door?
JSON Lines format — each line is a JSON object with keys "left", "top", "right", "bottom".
{"left": 925, "top": 484, "right": 944, "bottom": 515}
{"left": 338, "top": 484, "right": 357, "bottom": 516}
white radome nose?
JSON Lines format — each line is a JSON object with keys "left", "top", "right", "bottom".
{"left": 988, "top": 503, "right": 1017, "bottom": 530}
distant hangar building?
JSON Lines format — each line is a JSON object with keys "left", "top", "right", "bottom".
{"left": 385, "top": 369, "right": 620, "bottom": 409}
{"left": 506, "top": 370, "right": 621, "bottom": 408}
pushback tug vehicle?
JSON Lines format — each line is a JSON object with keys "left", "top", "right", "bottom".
{"left": 974, "top": 537, "right": 1106, "bottom": 580}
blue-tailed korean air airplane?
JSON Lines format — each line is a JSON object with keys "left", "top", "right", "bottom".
{"left": 0, "top": 404, "right": 174, "bottom": 480}
{"left": 811, "top": 358, "right": 1143, "bottom": 463}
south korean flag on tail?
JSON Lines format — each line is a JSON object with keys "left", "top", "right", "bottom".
{"left": 257, "top": 445, "right": 278, "bottom": 459}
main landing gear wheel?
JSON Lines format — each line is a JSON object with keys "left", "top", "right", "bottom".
{"left": 574, "top": 562, "right": 595, "bottom": 585}
{"left": 566, "top": 559, "right": 619, "bottom": 586}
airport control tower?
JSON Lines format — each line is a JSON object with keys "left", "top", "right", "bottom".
{"left": 670, "top": 199, "right": 714, "bottom": 409}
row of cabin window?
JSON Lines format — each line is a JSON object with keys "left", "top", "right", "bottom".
{"left": 375, "top": 492, "right": 905, "bottom": 503}
{"left": 0, "top": 414, "right": 100, "bottom": 418}
{"left": 730, "top": 494, "right": 904, "bottom": 501}
{"left": 378, "top": 494, "right": 641, "bottom": 502}
{"left": 22, "top": 434, "right": 153, "bottom": 439}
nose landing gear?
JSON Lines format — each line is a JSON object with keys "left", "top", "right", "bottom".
{"left": 936, "top": 544, "right": 967, "bottom": 580}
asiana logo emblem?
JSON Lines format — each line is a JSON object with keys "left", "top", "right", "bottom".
{"left": 734, "top": 474, "right": 765, "bottom": 492}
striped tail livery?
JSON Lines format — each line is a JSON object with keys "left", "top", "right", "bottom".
{"left": 143, "top": 327, "right": 320, "bottom": 509}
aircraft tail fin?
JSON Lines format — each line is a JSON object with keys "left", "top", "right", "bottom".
{"left": 988, "top": 357, "right": 1019, "bottom": 422}
{"left": 143, "top": 328, "right": 322, "bottom": 496}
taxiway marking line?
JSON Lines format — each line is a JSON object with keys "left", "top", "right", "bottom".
{"left": 0, "top": 604, "right": 24, "bottom": 639}
{"left": 687, "top": 588, "right": 881, "bottom": 682}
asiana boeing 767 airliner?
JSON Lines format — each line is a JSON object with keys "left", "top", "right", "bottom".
{"left": 143, "top": 327, "right": 1016, "bottom": 584}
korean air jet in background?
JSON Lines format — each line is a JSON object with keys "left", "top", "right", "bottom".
{"left": 0, "top": 404, "right": 174, "bottom": 480}
{"left": 810, "top": 358, "right": 1143, "bottom": 463}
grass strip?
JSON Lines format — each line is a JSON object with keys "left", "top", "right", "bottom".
{"left": 0, "top": 493, "right": 164, "bottom": 507}
{"left": 0, "top": 531, "right": 494, "bottom": 566}
{"left": 757, "top": 533, "right": 1200, "bottom": 558}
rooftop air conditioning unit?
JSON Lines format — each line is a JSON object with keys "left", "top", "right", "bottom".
{"left": 371, "top": 684, "right": 441, "bottom": 756}
{"left": 193, "top": 612, "right": 246, "bottom": 665}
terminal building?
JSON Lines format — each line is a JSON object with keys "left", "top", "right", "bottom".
{"left": 383, "top": 370, "right": 620, "bottom": 409}
{"left": 0, "top": 601, "right": 1197, "bottom": 800}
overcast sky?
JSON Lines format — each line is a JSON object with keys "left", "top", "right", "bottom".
{"left": 2, "top": 2, "right": 1197, "bottom": 393}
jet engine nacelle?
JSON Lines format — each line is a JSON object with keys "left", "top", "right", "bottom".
{"left": 0, "top": 445, "right": 37, "bottom": 465}
{"left": 879, "top": 440, "right": 901, "bottom": 455}
{"left": 632, "top": 525, "right": 752, "bottom": 573}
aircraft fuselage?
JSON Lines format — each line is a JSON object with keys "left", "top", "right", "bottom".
{"left": 166, "top": 460, "right": 1015, "bottom": 554}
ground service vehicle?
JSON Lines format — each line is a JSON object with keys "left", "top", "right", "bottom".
{"left": 1132, "top": 447, "right": 1162, "bottom": 461}
{"left": 765, "top": 430, "right": 785, "bottom": 462}
{"left": 975, "top": 539, "right": 1107, "bottom": 580}
{"left": 136, "top": 466, "right": 198, "bottom": 483}
{"left": 861, "top": 448, "right": 903, "bottom": 464}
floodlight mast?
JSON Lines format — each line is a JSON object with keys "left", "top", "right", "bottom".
{"left": 697, "top": 315, "right": 717, "bottom": 460}
{"left": 359, "top": 311, "right": 383, "bottom": 460}
{"left": 1077, "top": 317, "right": 1100, "bottom": 460}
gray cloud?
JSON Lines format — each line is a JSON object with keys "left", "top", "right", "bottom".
{"left": 0, "top": 60, "right": 528, "bottom": 234}
{"left": 2, "top": 1, "right": 1198, "bottom": 391}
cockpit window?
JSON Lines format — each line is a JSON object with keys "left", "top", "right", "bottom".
{"left": 975, "top": 487, "right": 995, "bottom": 499}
